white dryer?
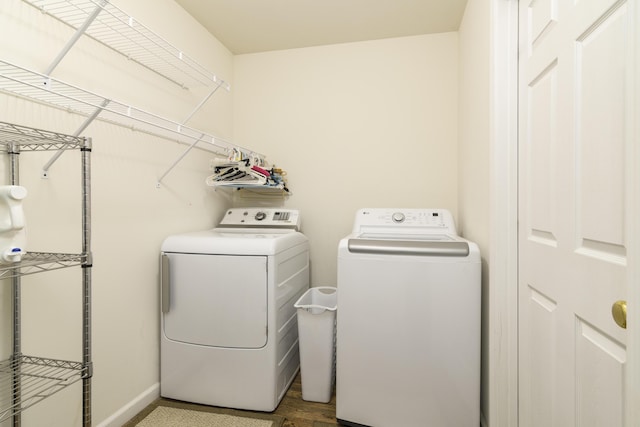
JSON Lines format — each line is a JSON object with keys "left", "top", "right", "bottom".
{"left": 160, "top": 208, "right": 309, "bottom": 411}
{"left": 336, "top": 208, "right": 480, "bottom": 427}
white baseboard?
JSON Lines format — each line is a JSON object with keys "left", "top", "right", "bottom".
{"left": 96, "top": 383, "right": 160, "bottom": 427}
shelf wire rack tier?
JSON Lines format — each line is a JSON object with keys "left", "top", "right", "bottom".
{"left": 0, "top": 252, "right": 88, "bottom": 280}
{"left": 0, "top": 355, "right": 87, "bottom": 423}
{"left": 0, "top": 121, "right": 86, "bottom": 151}
{"left": 22, "top": 0, "right": 229, "bottom": 91}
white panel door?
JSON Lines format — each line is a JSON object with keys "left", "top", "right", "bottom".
{"left": 518, "top": 0, "right": 636, "bottom": 425}
{"left": 162, "top": 253, "right": 268, "bottom": 348}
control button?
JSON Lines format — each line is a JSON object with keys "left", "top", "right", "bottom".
{"left": 273, "top": 211, "right": 290, "bottom": 221}
{"left": 255, "top": 211, "right": 267, "bottom": 221}
{"left": 392, "top": 212, "right": 405, "bottom": 223}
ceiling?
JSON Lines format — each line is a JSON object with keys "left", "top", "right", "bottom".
{"left": 174, "top": 0, "right": 469, "bottom": 55}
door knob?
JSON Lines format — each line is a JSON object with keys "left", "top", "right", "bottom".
{"left": 611, "top": 300, "right": 627, "bottom": 329}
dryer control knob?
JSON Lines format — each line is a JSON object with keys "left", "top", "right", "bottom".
{"left": 392, "top": 212, "right": 405, "bottom": 223}
{"left": 255, "top": 211, "right": 267, "bottom": 221}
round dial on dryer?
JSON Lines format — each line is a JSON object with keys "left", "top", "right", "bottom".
{"left": 392, "top": 212, "right": 405, "bottom": 223}
{"left": 255, "top": 211, "right": 267, "bottom": 221}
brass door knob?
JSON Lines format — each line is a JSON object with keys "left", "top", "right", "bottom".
{"left": 612, "top": 300, "right": 627, "bottom": 329}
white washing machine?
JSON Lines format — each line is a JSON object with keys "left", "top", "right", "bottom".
{"left": 336, "top": 208, "right": 480, "bottom": 427}
{"left": 160, "top": 208, "right": 309, "bottom": 411}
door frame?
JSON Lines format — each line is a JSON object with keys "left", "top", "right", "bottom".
{"left": 489, "top": 0, "right": 640, "bottom": 426}
{"left": 626, "top": 1, "right": 640, "bottom": 423}
{"left": 488, "top": 0, "right": 519, "bottom": 426}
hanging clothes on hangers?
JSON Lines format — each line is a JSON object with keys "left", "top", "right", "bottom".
{"left": 205, "top": 149, "right": 288, "bottom": 191}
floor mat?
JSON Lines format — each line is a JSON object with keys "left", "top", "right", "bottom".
{"left": 123, "top": 399, "right": 285, "bottom": 427}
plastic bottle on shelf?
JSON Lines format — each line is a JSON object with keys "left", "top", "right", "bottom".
{"left": 0, "top": 185, "right": 27, "bottom": 263}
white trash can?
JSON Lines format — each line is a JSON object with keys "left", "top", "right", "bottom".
{"left": 294, "top": 286, "right": 337, "bottom": 403}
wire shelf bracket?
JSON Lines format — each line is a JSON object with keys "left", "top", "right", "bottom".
{"left": 43, "top": 0, "right": 106, "bottom": 77}
{"left": 42, "top": 99, "right": 110, "bottom": 177}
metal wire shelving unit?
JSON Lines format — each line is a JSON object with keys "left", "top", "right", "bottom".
{"left": 0, "top": 121, "right": 92, "bottom": 425}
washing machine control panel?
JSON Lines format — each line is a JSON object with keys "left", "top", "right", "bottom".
{"left": 353, "top": 208, "right": 457, "bottom": 235}
{"left": 220, "top": 208, "right": 301, "bottom": 230}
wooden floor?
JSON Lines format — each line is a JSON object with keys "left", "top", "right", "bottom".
{"left": 275, "top": 371, "right": 337, "bottom": 427}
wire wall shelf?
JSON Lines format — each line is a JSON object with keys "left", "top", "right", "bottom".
{"left": 0, "top": 60, "right": 269, "bottom": 186}
{"left": 0, "top": 60, "right": 244, "bottom": 154}
{"left": 23, "top": 0, "right": 230, "bottom": 91}
{"left": 0, "top": 355, "right": 86, "bottom": 423}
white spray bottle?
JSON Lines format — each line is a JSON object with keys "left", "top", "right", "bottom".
{"left": 0, "top": 185, "right": 27, "bottom": 263}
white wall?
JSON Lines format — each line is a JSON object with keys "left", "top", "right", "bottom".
{"left": 458, "top": 0, "right": 491, "bottom": 424}
{"left": 0, "top": 0, "right": 233, "bottom": 425}
{"left": 232, "top": 33, "right": 460, "bottom": 286}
